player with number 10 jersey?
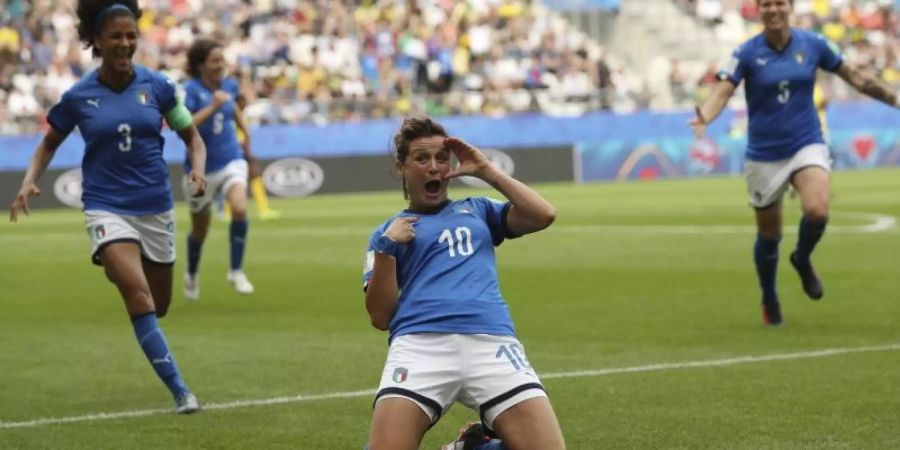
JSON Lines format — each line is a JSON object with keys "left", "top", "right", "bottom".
{"left": 361, "top": 117, "right": 565, "bottom": 450}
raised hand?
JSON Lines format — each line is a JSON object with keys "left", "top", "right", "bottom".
{"left": 9, "top": 182, "right": 40, "bottom": 222}
{"left": 444, "top": 137, "right": 491, "bottom": 180}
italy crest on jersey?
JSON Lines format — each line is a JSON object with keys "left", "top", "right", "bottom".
{"left": 136, "top": 90, "right": 149, "bottom": 105}
{"left": 794, "top": 51, "right": 805, "bottom": 64}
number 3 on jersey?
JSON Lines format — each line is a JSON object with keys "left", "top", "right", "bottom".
{"left": 439, "top": 226, "right": 474, "bottom": 257}
{"left": 117, "top": 123, "right": 132, "bottom": 152}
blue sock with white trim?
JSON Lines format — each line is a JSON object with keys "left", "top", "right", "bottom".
{"left": 132, "top": 312, "right": 189, "bottom": 398}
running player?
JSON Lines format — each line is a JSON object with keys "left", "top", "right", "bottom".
{"left": 9, "top": 0, "right": 207, "bottom": 413}
{"left": 691, "top": 0, "right": 899, "bottom": 324}
{"left": 181, "top": 38, "right": 255, "bottom": 300}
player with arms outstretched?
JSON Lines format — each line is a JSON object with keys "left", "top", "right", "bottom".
{"left": 691, "top": 0, "right": 899, "bottom": 325}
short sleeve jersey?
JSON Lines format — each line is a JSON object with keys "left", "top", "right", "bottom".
{"left": 47, "top": 65, "right": 178, "bottom": 215}
{"left": 720, "top": 28, "right": 843, "bottom": 161}
{"left": 363, "top": 198, "right": 518, "bottom": 343}
{"left": 182, "top": 76, "right": 242, "bottom": 173}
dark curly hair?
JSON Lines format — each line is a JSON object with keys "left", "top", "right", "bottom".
{"left": 391, "top": 117, "right": 448, "bottom": 199}
{"left": 76, "top": 0, "right": 142, "bottom": 57}
{"left": 186, "top": 38, "right": 222, "bottom": 79}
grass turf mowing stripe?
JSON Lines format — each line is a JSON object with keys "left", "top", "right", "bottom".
{"left": 2, "top": 343, "right": 898, "bottom": 429}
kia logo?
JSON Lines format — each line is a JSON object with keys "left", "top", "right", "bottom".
{"left": 54, "top": 168, "right": 83, "bottom": 209}
{"left": 262, "top": 158, "right": 325, "bottom": 197}
{"left": 460, "top": 149, "right": 515, "bottom": 188}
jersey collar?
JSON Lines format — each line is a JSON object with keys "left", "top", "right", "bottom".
{"left": 404, "top": 199, "right": 452, "bottom": 215}
{"left": 764, "top": 28, "right": 794, "bottom": 55}
{"left": 94, "top": 65, "right": 141, "bottom": 94}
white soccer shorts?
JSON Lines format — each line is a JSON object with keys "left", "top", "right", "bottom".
{"left": 373, "top": 333, "right": 547, "bottom": 430}
{"left": 744, "top": 143, "right": 831, "bottom": 208}
{"left": 183, "top": 158, "right": 248, "bottom": 213}
{"left": 84, "top": 209, "right": 176, "bottom": 266}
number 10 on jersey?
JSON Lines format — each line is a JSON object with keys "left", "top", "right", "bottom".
{"left": 439, "top": 226, "right": 474, "bottom": 257}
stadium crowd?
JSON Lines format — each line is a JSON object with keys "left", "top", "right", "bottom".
{"left": 0, "top": 0, "right": 635, "bottom": 134}
{"left": 0, "top": 0, "right": 895, "bottom": 134}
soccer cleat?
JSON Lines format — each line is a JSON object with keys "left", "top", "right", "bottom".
{"left": 789, "top": 251, "right": 823, "bottom": 300}
{"left": 227, "top": 270, "right": 254, "bottom": 295}
{"left": 183, "top": 273, "right": 200, "bottom": 301}
{"left": 440, "top": 422, "right": 492, "bottom": 450}
{"left": 174, "top": 392, "right": 201, "bottom": 414}
{"left": 762, "top": 302, "right": 783, "bottom": 326}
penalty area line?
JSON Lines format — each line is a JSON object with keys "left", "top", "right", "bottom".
{"left": 2, "top": 343, "right": 900, "bottom": 429}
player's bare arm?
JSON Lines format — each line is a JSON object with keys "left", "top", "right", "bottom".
{"left": 9, "top": 128, "right": 67, "bottom": 222}
{"left": 366, "top": 216, "right": 418, "bottom": 330}
{"left": 177, "top": 125, "right": 208, "bottom": 197}
{"left": 835, "top": 64, "right": 900, "bottom": 108}
{"left": 191, "top": 90, "right": 231, "bottom": 126}
{"left": 444, "top": 137, "right": 555, "bottom": 236}
{"left": 691, "top": 80, "right": 737, "bottom": 138}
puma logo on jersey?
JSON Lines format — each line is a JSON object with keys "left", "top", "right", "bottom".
{"left": 756, "top": 58, "right": 768, "bottom": 66}
{"left": 86, "top": 99, "right": 100, "bottom": 108}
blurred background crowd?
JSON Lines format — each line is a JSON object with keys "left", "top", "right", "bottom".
{"left": 0, "top": 0, "right": 896, "bottom": 134}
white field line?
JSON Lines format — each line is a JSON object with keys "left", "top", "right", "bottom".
{"left": 3, "top": 212, "right": 896, "bottom": 241}
{"left": 2, "top": 343, "right": 899, "bottom": 430}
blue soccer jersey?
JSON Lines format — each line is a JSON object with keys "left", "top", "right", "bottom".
{"left": 47, "top": 65, "right": 178, "bottom": 215}
{"left": 363, "top": 197, "right": 518, "bottom": 343}
{"left": 720, "top": 28, "right": 843, "bottom": 161}
{"left": 182, "top": 76, "right": 242, "bottom": 173}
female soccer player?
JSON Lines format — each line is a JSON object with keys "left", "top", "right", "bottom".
{"left": 181, "top": 38, "right": 256, "bottom": 300}
{"left": 691, "top": 0, "right": 899, "bottom": 325}
{"left": 9, "top": 0, "right": 206, "bottom": 413}
{"left": 362, "top": 117, "right": 566, "bottom": 450}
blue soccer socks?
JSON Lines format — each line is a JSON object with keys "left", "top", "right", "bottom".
{"left": 754, "top": 234, "right": 782, "bottom": 305}
{"left": 186, "top": 233, "right": 203, "bottom": 276}
{"left": 795, "top": 215, "right": 828, "bottom": 267}
{"left": 132, "top": 312, "right": 189, "bottom": 399}
{"left": 229, "top": 219, "right": 249, "bottom": 271}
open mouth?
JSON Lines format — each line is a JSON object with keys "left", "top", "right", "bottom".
{"left": 424, "top": 180, "right": 441, "bottom": 194}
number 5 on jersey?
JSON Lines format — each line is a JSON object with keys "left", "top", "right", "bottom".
{"left": 777, "top": 80, "right": 790, "bottom": 104}
{"left": 439, "top": 226, "right": 474, "bottom": 257}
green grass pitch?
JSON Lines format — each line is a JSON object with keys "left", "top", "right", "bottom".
{"left": 1, "top": 168, "right": 898, "bottom": 449}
